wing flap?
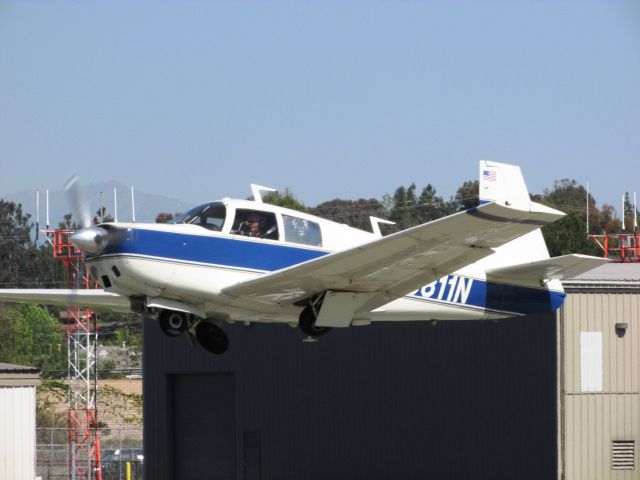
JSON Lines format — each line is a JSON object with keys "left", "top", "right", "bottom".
{"left": 224, "top": 202, "right": 564, "bottom": 310}
{"left": 0, "top": 289, "right": 130, "bottom": 312}
{"left": 486, "top": 254, "right": 611, "bottom": 282}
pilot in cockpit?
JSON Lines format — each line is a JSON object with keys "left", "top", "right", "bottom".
{"left": 247, "top": 212, "right": 264, "bottom": 237}
{"left": 233, "top": 210, "right": 278, "bottom": 239}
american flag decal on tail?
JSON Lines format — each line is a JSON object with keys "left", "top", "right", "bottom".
{"left": 482, "top": 170, "right": 496, "bottom": 182}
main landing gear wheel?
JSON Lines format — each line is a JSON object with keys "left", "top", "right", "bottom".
{"left": 299, "top": 306, "right": 331, "bottom": 338}
{"left": 159, "top": 310, "right": 188, "bottom": 337}
{"left": 195, "top": 321, "right": 229, "bottom": 354}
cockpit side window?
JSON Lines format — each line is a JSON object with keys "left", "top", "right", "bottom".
{"left": 282, "top": 215, "right": 322, "bottom": 247}
{"left": 170, "top": 203, "right": 226, "bottom": 232}
{"left": 231, "top": 209, "right": 279, "bottom": 240}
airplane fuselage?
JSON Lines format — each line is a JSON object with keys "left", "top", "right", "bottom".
{"left": 1, "top": 162, "right": 607, "bottom": 356}
{"left": 87, "top": 219, "right": 566, "bottom": 327}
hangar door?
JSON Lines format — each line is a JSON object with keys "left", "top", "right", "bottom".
{"left": 172, "top": 373, "right": 236, "bottom": 480}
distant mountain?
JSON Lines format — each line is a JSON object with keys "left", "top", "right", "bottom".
{"left": 1, "top": 180, "right": 194, "bottom": 228}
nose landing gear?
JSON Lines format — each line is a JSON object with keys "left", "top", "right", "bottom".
{"left": 159, "top": 310, "right": 189, "bottom": 337}
{"left": 157, "top": 309, "right": 229, "bottom": 354}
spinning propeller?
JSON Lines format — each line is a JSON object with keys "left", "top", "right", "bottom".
{"left": 64, "top": 174, "right": 110, "bottom": 255}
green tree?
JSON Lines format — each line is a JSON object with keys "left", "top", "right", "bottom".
{"left": 389, "top": 184, "right": 419, "bottom": 229}
{"left": 448, "top": 180, "right": 479, "bottom": 212}
{"left": 95, "top": 206, "right": 114, "bottom": 223}
{"left": 311, "top": 198, "right": 387, "bottom": 232}
{"left": 0, "top": 304, "right": 65, "bottom": 377}
{"left": 262, "top": 188, "right": 308, "bottom": 212}
{"left": 59, "top": 212, "right": 76, "bottom": 229}
{"left": 416, "top": 184, "right": 452, "bottom": 223}
{"left": 537, "top": 179, "right": 600, "bottom": 256}
{"left": 0, "top": 200, "right": 33, "bottom": 287}
{"left": 542, "top": 213, "right": 598, "bottom": 257}
{"left": 622, "top": 192, "right": 638, "bottom": 232}
{"left": 156, "top": 212, "right": 175, "bottom": 223}
{"left": 600, "top": 204, "right": 621, "bottom": 233}
{"left": 0, "top": 200, "right": 64, "bottom": 288}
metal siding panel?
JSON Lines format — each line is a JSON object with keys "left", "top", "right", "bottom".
{"left": 145, "top": 314, "right": 557, "bottom": 480}
{"left": 563, "top": 291, "right": 640, "bottom": 480}
{"left": 614, "top": 294, "right": 622, "bottom": 393}
{"left": 570, "top": 294, "right": 581, "bottom": 394}
{"left": 606, "top": 294, "right": 615, "bottom": 393}
{"left": 0, "top": 386, "right": 36, "bottom": 480}
{"left": 632, "top": 295, "right": 640, "bottom": 393}
{"left": 570, "top": 294, "right": 578, "bottom": 392}
{"left": 595, "top": 394, "right": 603, "bottom": 479}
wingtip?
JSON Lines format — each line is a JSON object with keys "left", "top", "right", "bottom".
{"left": 529, "top": 201, "right": 566, "bottom": 218}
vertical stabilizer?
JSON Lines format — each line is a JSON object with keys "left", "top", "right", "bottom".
{"left": 478, "top": 160, "right": 560, "bottom": 267}
{"left": 479, "top": 160, "right": 531, "bottom": 210}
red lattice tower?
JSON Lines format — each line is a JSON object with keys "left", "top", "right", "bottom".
{"left": 589, "top": 233, "right": 640, "bottom": 263}
{"left": 45, "top": 229, "right": 103, "bottom": 480}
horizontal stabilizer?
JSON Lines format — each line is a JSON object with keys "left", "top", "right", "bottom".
{"left": 0, "top": 289, "right": 130, "bottom": 312}
{"left": 486, "top": 254, "right": 611, "bottom": 282}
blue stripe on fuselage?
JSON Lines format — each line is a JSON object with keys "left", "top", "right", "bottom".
{"left": 98, "top": 227, "right": 566, "bottom": 315}
{"left": 410, "top": 274, "right": 566, "bottom": 315}
{"left": 98, "top": 228, "right": 328, "bottom": 272}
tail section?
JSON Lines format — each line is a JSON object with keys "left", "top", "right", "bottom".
{"left": 479, "top": 160, "right": 562, "bottom": 265}
{"left": 478, "top": 160, "right": 607, "bottom": 288}
{"left": 479, "top": 160, "right": 531, "bottom": 210}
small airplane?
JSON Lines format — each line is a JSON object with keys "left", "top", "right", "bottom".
{"left": 0, "top": 161, "right": 608, "bottom": 354}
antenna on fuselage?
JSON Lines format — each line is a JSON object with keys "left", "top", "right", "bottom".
{"left": 250, "top": 184, "right": 277, "bottom": 204}
{"left": 370, "top": 216, "right": 395, "bottom": 237}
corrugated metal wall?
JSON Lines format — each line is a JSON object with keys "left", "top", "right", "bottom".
{"left": 144, "top": 314, "right": 557, "bottom": 480}
{"left": 0, "top": 386, "right": 36, "bottom": 480}
{"left": 561, "top": 292, "right": 640, "bottom": 480}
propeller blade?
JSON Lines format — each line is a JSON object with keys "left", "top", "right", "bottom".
{"left": 64, "top": 174, "right": 92, "bottom": 229}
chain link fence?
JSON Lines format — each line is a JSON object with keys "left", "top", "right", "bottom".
{"left": 36, "top": 427, "right": 143, "bottom": 480}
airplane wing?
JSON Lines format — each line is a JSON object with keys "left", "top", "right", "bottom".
{"left": 223, "top": 202, "right": 565, "bottom": 311}
{"left": 0, "top": 289, "right": 130, "bottom": 312}
{"left": 486, "top": 254, "right": 611, "bottom": 282}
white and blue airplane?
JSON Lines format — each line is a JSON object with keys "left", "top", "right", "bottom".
{"left": 0, "top": 161, "right": 607, "bottom": 354}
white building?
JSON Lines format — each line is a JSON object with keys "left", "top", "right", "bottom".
{"left": 0, "top": 363, "right": 41, "bottom": 480}
{"left": 560, "top": 263, "right": 640, "bottom": 479}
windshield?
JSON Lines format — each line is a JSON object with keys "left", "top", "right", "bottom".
{"left": 170, "top": 202, "right": 226, "bottom": 231}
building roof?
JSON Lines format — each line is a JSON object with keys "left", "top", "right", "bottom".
{"left": 570, "top": 263, "right": 640, "bottom": 281}
{"left": 563, "top": 263, "right": 640, "bottom": 291}
{"left": 0, "top": 363, "right": 41, "bottom": 387}
{"left": 0, "top": 363, "right": 40, "bottom": 374}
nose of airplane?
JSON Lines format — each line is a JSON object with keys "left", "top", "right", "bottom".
{"left": 70, "top": 226, "right": 110, "bottom": 254}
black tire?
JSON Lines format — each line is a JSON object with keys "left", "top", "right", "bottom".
{"left": 299, "top": 306, "right": 331, "bottom": 337}
{"left": 195, "top": 322, "right": 229, "bottom": 354}
{"left": 159, "top": 310, "right": 188, "bottom": 337}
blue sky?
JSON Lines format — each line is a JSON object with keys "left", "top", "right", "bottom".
{"left": 1, "top": 1, "right": 638, "bottom": 211}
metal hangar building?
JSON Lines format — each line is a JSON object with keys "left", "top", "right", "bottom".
{"left": 143, "top": 311, "right": 558, "bottom": 479}
{"left": 142, "top": 263, "right": 640, "bottom": 479}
